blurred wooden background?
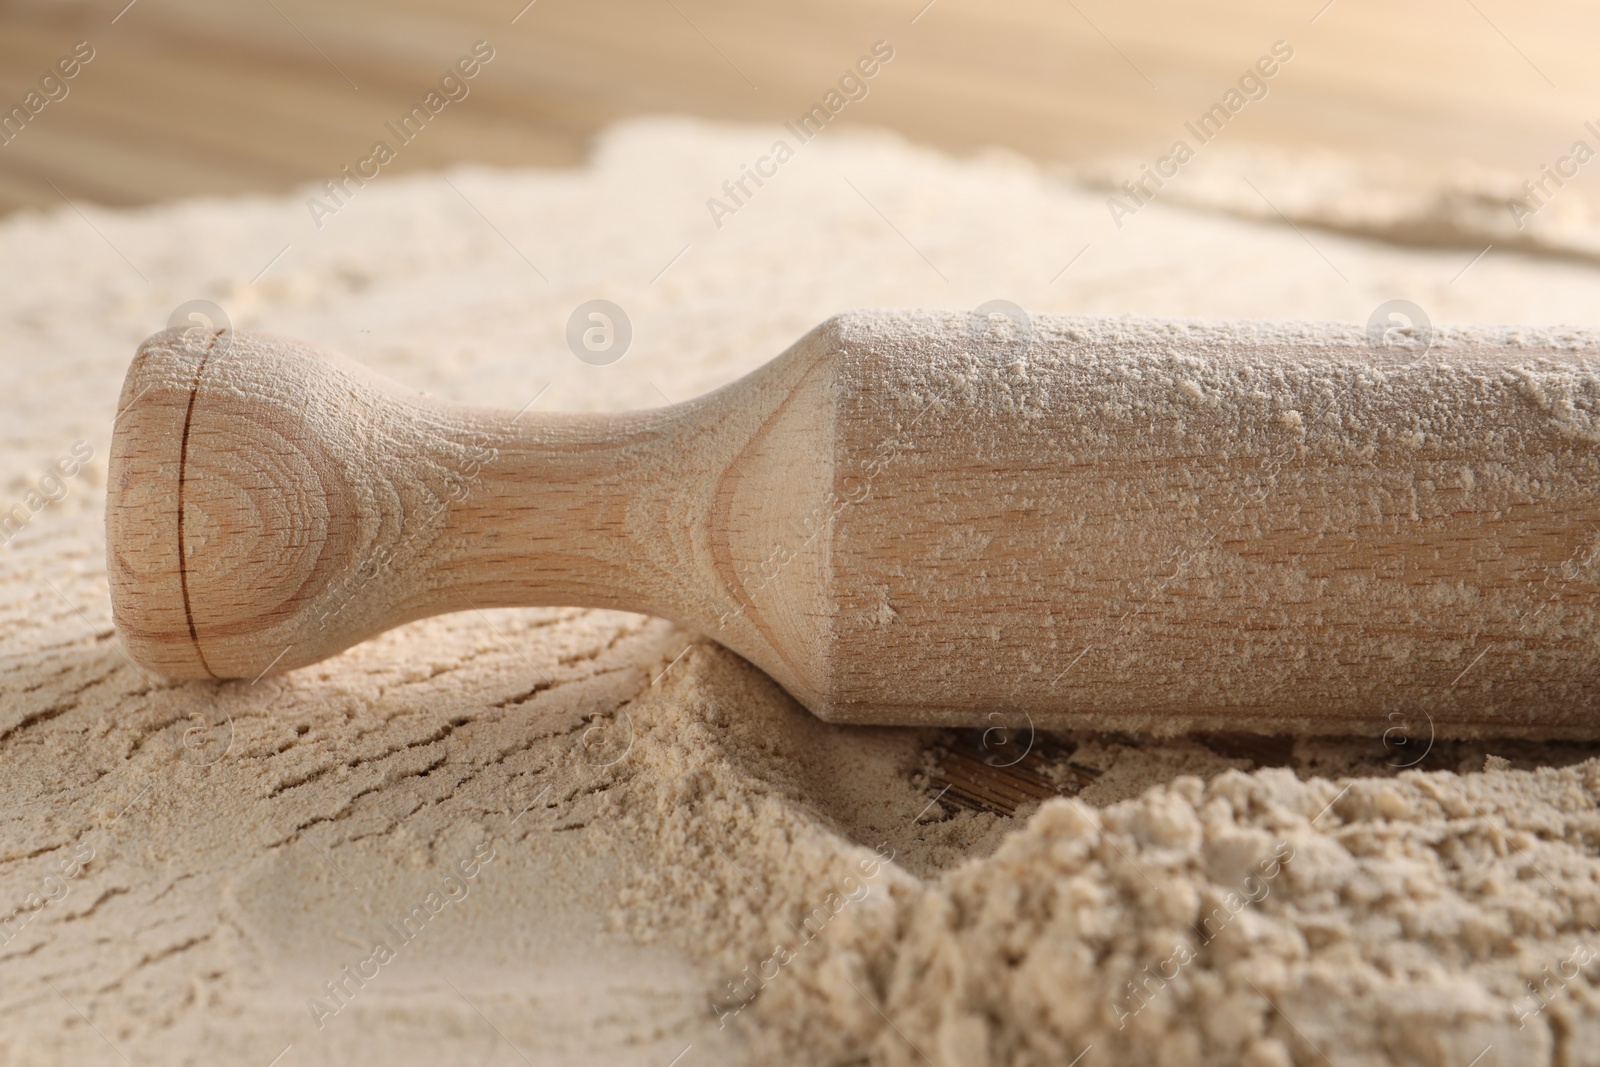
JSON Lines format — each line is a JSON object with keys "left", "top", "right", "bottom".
{"left": 0, "top": 0, "right": 1596, "bottom": 216}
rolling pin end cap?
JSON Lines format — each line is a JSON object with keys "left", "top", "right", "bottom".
{"left": 106, "top": 332, "right": 224, "bottom": 679}
{"left": 106, "top": 329, "right": 363, "bottom": 681}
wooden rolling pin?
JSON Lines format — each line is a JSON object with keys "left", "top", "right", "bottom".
{"left": 107, "top": 312, "right": 1600, "bottom": 736}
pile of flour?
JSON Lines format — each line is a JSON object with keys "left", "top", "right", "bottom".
{"left": 5, "top": 117, "right": 1600, "bottom": 1065}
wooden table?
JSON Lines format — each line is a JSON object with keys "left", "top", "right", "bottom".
{"left": 1, "top": 0, "right": 1596, "bottom": 218}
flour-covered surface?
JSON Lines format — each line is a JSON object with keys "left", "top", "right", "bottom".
{"left": 7, "top": 118, "right": 1600, "bottom": 1065}
{"left": 1066, "top": 143, "right": 1600, "bottom": 267}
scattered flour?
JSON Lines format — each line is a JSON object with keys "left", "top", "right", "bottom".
{"left": 5, "top": 117, "right": 1600, "bottom": 1065}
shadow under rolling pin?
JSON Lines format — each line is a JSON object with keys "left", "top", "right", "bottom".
{"left": 106, "top": 311, "right": 1600, "bottom": 737}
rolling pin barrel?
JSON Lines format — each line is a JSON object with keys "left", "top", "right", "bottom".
{"left": 106, "top": 312, "right": 1600, "bottom": 735}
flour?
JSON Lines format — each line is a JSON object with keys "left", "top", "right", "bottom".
{"left": 5, "top": 117, "right": 1600, "bottom": 1065}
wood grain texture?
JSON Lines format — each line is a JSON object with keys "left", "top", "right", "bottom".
{"left": 107, "top": 324, "right": 838, "bottom": 709}
{"left": 108, "top": 313, "right": 1600, "bottom": 734}
{"left": 826, "top": 313, "right": 1600, "bottom": 734}
{"left": 3, "top": 0, "right": 1598, "bottom": 216}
